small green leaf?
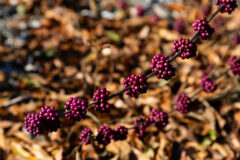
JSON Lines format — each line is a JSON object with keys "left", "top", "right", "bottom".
{"left": 200, "top": 130, "right": 217, "bottom": 150}
{"left": 45, "top": 48, "right": 55, "bottom": 57}
{"left": 144, "top": 147, "right": 154, "bottom": 159}
{"left": 201, "top": 138, "right": 211, "bottom": 150}
{"left": 106, "top": 30, "right": 121, "bottom": 42}
{"left": 22, "top": 77, "right": 42, "bottom": 88}
{"left": 209, "top": 130, "right": 217, "bottom": 140}
{"left": 17, "top": 4, "right": 26, "bottom": 17}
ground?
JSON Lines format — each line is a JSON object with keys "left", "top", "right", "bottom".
{"left": 0, "top": 0, "right": 240, "bottom": 159}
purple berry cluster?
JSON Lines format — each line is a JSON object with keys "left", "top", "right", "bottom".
{"left": 24, "top": 113, "right": 42, "bottom": 136}
{"left": 136, "top": 6, "right": 144, "bottom": 16}
{"left": 80, "top": 125, "right": 128, "bottom": 145}
{"left": 175, "top": 94, "right": 192, "bottom": 113}
{"left": 119, "top": 0, "right": 127, "bottom": 9}
{"left": 64, "top": 97, "right": 88, "bottom": 121}
{"left": 228, "top": 56, "right": 240, "bottom": 77}
{"left": 149, "top": 109, "right": 168, "bottom": 129}
{"left": 25, "top": 106, "right": 61, "bottom": 135}
{"left": 216, "top": 0, "right": 238, "bottom": 14}
{"left": 201, "top": 4, "right": 212, "bottom": 17}
{"left": 151, "top": 55, "right": 175, "bottom": 80}
{"left": 79, "top": 128, "right": 93, "bottom": 145}
{"left": 212, "top": 16, "right": 225, "bottom": 30}
{"left": 173, "top": 38, "right": 197, "bottom": 59}
{"left": 232, "top": 33, "right": 240, "bottom": 45}
{"left": 173, "top": 18, "right": 185, "bottom": 34}
{"left": 134, "top": 116, "right": 150, "bottom": 137}
{"left": 39, "top": 106, "right": 60, "bottom": 132}
{"left": 123, "top": 74, "right": 148, "bottom": 98}
{"left": 96, "top": 125, "right": 114, "bottom": 145}
{"left": 92, "top": 88, "right": 111, "bottom": 113}
{"left": 113, "top": 125, "right": 128, "bottom": 141}
{"left": 200, "top": 76, "right": 217, "bottom": 93}
{"left": 151, "top": 15, "right": 158, "bottom": 24}
{"left": 192, "top": 18, "right": 214, "bottom": 40}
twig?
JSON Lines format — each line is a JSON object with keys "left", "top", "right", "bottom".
{"left": 3, "top": 95, "right": 31, "bottom": 108}
{"left": 86, "top": 111, "right": 101, "bottom": 125}
{"left": 167, "top": 67, "right": 230, "bottom": 114}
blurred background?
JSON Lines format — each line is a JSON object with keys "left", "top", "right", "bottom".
{"left": 0, "top": 0, "right": 240, "bottom": 159}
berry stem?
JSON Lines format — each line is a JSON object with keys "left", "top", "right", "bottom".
{"left": 207, "top": 4, "right": 224, "bottom": 22}
{"left": 213, "top": 67, "right": 231, "bottom": 81}
{"left": 167, "top": 67, "right": 231, "bottom": 114}
{"left": 146, "top": 70, "right": 158, "bottom": 79}
{"left": 107, "top": 86, "right": 131, "bottom": 100}
{"left": 86, "top": 111, "right": 101, "bottom": 125}
{"left": 88, "top": 101, "right": 98, "bottom": 106}
{"left": 127, "top": 126, "right": 136, "bottom": 130}
{"left": 190, "top": 88, "right": 203, "bottom": 100}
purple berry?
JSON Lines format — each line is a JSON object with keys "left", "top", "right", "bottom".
{"left": 192, "top": 18, "right": 214, "bottom": 40}
{"left": 134, "top": 116, "right": 150, "bottom": 137}
{"left": 173, "top": 38, "right": 197, "bottom": 59}
{"left": 216, "top": 0, "right": 238, "bottom": 14}
{"left": 136, "top": 6, "right": 144, "bottom": 16}
{"left": 173, "top": 18, "right": 185, "bottom": 34}
{"left": 232, "top": 33, "right": 240, "bottom": 45}
{"left": 80, "top": 128, "right": 93, "bottom": 145}
{"left": 92, "top": 88, "right": 111, "bottom": 113}
{"left": 96, "top": 125, "right": 114, "bottom": 145}
{"left": 228, "top": 56, "right": 240, "bottom": 77}
{"left": 39, "top": 106, "right": 60, "bottom": 132}
{"left": 175, "top": 94, "right": 192, "bottom": 113}
{"left": 212, "top": 17, "right": 226, "bottom": 31}
{"left": 123, "top": 74, "right": 148, "bottom": 98}
{"left": 201, "top": 4, "right": 212, "bottom": 17}
{"left": 151, "top": 15, "right": 158, "bottom": 24}
{"left": 151, "top": 54, "right": 175, "bottom": 80}
{"left": 64, "top": 97, "right": 88, "bottom": 121}
{"left": 113, "top": 125, "right": 128, "bottom": 141}
{"left": 24, "top": 113, "right": 42, "bottom": 135}
{"left": 119, "top": 0, "right": 127, "bottom": 9}
{"left": 149, "top": 109, "right": 168, "bottom": 129}
{"left": 200, "top": 76, "right": 217, "bottom": 93}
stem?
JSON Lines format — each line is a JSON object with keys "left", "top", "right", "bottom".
{"left": 207, "top": 4, "right": 224, "bottom": 23}
{"left": 146, "top": 69, "right": 158, "bottom": 79}
{"left": 213, "top": 67, "right": 231, "bottom": 81}
{"left": 167, "top": 107, "right": 177, "bottom": 114}
{"left": 88, "top": 101, "right": 98, "bottom": 106}
{"left": 191, "top": 88, "right": 203, "bottom": 100}
{"left": 127, "top": 126, "right": 136, "bottom": 130}
{"left": 108, "top": 87, "right": 130, "bottom": 99}
{"left": 167, "top": 67, "right": 230, "bottom": 114}
{"left": 86, "top": 111, "right": 101, "bottom": 125}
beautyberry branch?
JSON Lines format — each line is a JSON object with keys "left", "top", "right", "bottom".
{"left": 71, "top": 4, "right": 225, "bottom": 110}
